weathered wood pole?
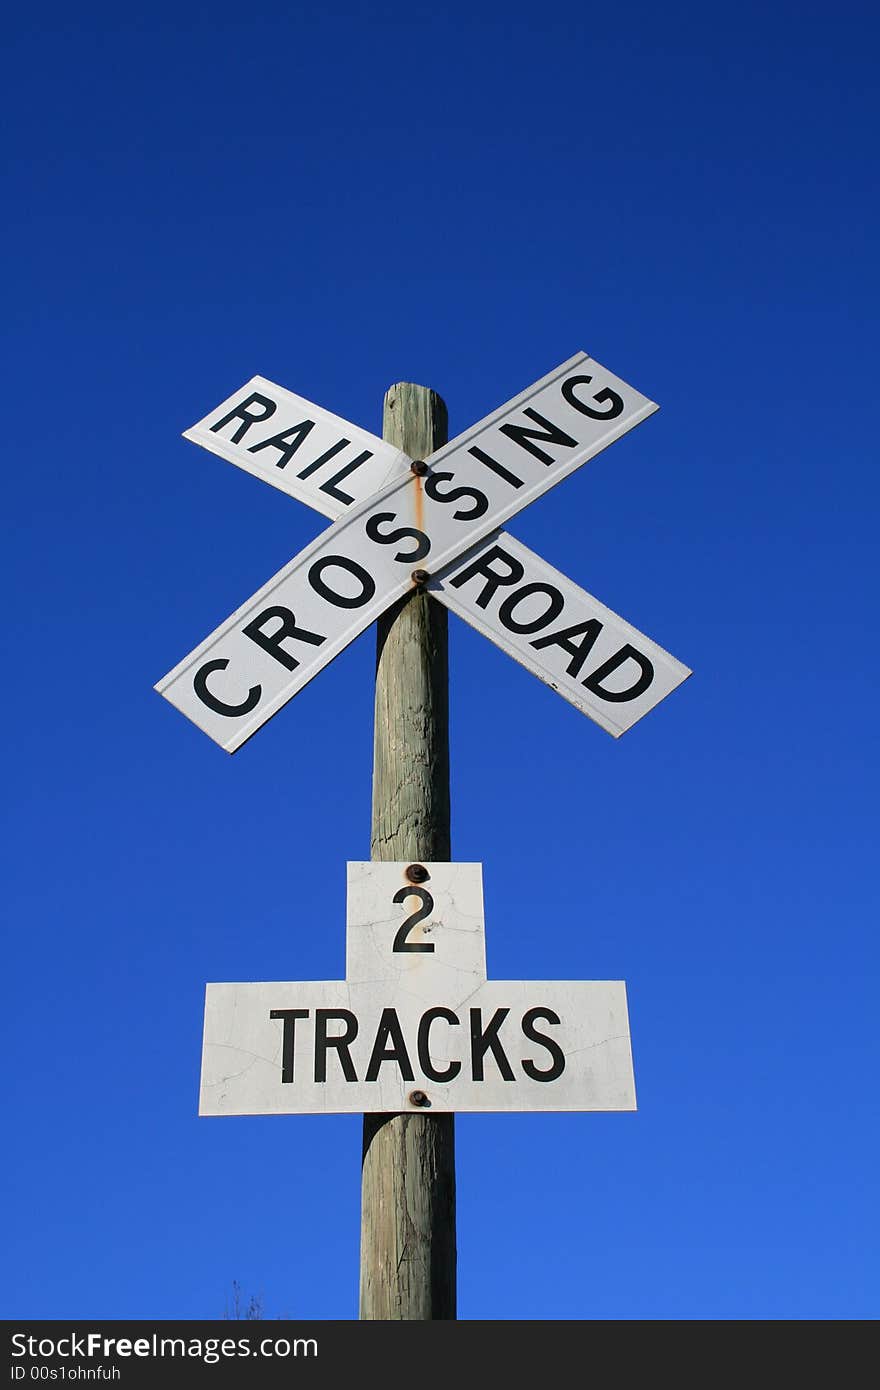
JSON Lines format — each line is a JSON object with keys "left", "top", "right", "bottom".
{"left": 359, "top": 382, "right": 455, "bottom": 1320}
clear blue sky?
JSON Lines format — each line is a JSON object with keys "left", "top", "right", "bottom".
{"left": 5, "top": 0, "right": 877, "bottom": 1320}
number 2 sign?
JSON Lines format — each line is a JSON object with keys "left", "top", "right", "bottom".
{"left": 199, "top": 861, "right": 636, "bottom": 1115}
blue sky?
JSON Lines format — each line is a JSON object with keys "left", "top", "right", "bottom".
{"left": 4, "top": 0, "right": 878, "bottom": 1320}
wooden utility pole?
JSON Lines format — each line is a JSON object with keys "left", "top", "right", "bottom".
{"left": 359, "top": 382, "right": 455, "bottom": 1320}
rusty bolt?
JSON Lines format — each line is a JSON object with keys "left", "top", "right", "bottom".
{"left": 409, "top": 1090, "right": 429, "bottom": 1107}
{"left": 405, "top": 863, "right": 430, "bottom": 883}
{"left": 411, "top": 568, "right": 430, "bottom": 587}
{"left": 410, "top": 459, "right": 428, "bottom": 476}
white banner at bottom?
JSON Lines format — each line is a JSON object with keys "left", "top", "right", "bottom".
{"left": 199, "top": 862, "right": 636, "bottom": 1115}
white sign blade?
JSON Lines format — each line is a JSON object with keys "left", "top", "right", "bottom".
{"left": 154, "top": 468, "right": 448, "bottom": 751}
{"left": 184, "top": 375, "right": 410, "bottom": 518}
{"left": 199, "top": 862, "right": 636, "bottom": 1116}
{"left": 158, "top": 353, "right": 657, "bottom": 751}
{"left": 424, "top": 350, "right": 657, "bottom": 537}
{"left": 436, "top": 532, "right": 691, "bottom": 736}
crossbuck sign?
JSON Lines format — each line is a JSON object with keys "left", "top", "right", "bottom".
{"left": 157, "top": 353, "right": 690, "bottom": 749}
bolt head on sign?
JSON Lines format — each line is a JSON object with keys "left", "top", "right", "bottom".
{"left": 199, "top": 862, "right": 636, "bottom": 1116}
{"left": 157, "top": 352, "right": 689, "bottom": 751}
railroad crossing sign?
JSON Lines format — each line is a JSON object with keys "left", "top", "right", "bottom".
{"left": 200, "top": 861, "right": 636, "bottom": 1115}
{"left": 156, "top": 353, "right": 690, "bottom": 749}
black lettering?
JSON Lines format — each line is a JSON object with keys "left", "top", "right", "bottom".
{"left": 561, "top": 374, "right": 624, "bottom": 421}
{"left": 210, "top": 391, "right": 277, "bottom": 444}
{"left": 295, "top": 439, "right": 348, "bottom": 479}
{"left": 392, "top": 886, "right": 435, "bottom": 953}
{"left": 582, "top": 643, "right": 654, "bottom": 702}
{"left": 294, "top": 440, "right": 372, "bottom": 506}
{"left": 498, "top": 581, "right": 565, "bottom": 635}
{"left": 417, "top": 1008, "right": 462, "bottom": 1082}
{"left": 583, "top": 642, "right": 653, "bottom": 700}
{"left": 468, "top": 445, "right": 524, "bottom": 489}
{"left": 500, "top": 408, "right": 578, "bottom": 465}
{"left": 269, "top": 1009, "right": 309, "bottom": 1084}
{"left": 470, "top": 1007, "right": 515, "bottom": 1081}
{"left": 531, "top": 618, "right": 602, "bottom": 678}
{"left": 319, "top": 449, "right": 372, "bottom": 506}
{"left": 192, "top": 659, "right": 261, "bottom": 718}
{"left": 242, "top": 605, "right": 325, "bottom": 672}
{"left": 365, "top": 1008, "right": 414, "bottom": 1082}
{"left": 448, "top": 545, "right": 525, "bottom": 609}
{"left": 424, "top": 471, "right": 489, "bottom": 521}
{"left": 365, "top": 511, "right": 430, "bottom": 563}
{"left": 315, "top": 1010, "right": 358, "bottom": 1082}
{"left": 521, "top": 1008, "right": 565, "bottom": 1082}
{"left": 247, "top": 419, "right": 314, "bottom": 469}
{"left": 308, "top": 555, "right": 376, "bottom": 608}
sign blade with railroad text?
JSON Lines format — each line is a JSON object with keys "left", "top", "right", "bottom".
{"left": 199, "top": 862, "right": 637, "bottom": 1115}
{"left": 157, "top": 352, "right": 657, "bottom": 751}
{"left": 184, "top": 376, "right": 411, "bottom": 517}
{"left": 436, "top": 531, "right": 691, "bottom": 736}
